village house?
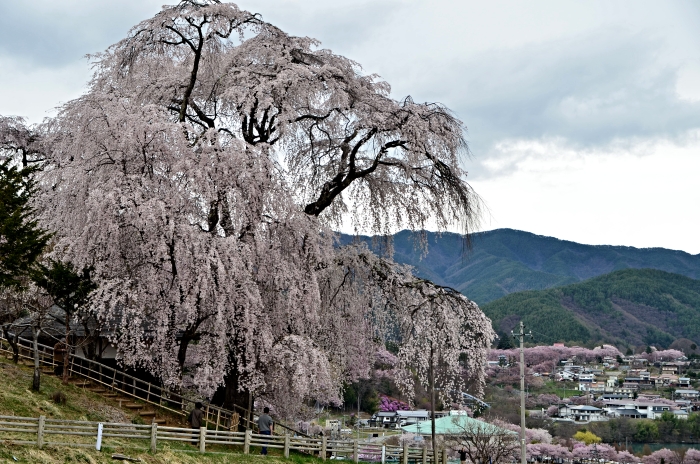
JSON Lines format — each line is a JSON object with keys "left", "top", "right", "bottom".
{"left": 675, "top": 389, "right": 700, "bottom": 400}
{"left": 396, "top": 410, "right": 431, "bottom": 427}
{"left": 600, "top": 393, "right": 630, "bottom": 401}
{"left": 678, "top": 377, "right": 691, "bottom": 388}
{"left": 663, "top": 363, "right": 682, "bottom": 375}
{"left": 557, "top": 405, "right": 607, "bottom": 422}
{"left": 654, "top": 374, "right": 680, "bottom": 387}
{"left": 611, "top": 407, "right": 647, "bottom": 419}
{"left": 579, "top": 381, "right": 606, "bottom": 393}
{"left": 602, "top": 400, "right": 679, "bottom": 419}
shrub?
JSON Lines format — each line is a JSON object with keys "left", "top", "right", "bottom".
{"left": 572, "top": 430, "right": 601, "bottom": 445}
{"left": 50, "top": 391, "right": 67, "bottom": 405}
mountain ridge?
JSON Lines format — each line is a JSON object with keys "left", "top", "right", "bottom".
{"left": 480, "top": 268, "right": 700, "bottom": 348}
{"left": 339, "top": 228, "right": 700, "bottom": 304}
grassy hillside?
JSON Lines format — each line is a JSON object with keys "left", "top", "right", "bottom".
{"left": 340, "top": 229, "right": 700, "bottom": 304}
{"left": 481, "top": 268, "right": 700, "bottom": 347}
{"left": 0, "top": 358, "right": 318, "bottom": 464}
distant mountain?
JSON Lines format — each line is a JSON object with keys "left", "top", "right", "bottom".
{"left": 340, "top": 229, "right": 700, "bottom": 305}
{"left": 480, "top": 269, "right": 700, "bottom": 347}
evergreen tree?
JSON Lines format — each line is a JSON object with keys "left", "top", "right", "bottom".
{"left": 0, "top": 161, "right": 50, "bottom": 289}
{"left": 32, "top": 260, "right": 97, "bottom": 383}
{"left": 497, "top": 332, "right": 516, "bottom": 349}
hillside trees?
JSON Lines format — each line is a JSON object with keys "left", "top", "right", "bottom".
{"left": 0, "top": 121, "right": 52, "bottom": 388}
{"left": 3, "top": 0, "right": 493, "bottom": 415}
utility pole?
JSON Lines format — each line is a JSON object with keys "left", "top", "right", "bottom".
{"left": 512, "top": 321, "right": 532, "bottom": 464}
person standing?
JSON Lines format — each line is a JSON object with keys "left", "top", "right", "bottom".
{"left": 459, "top": 448, "right": 468, "bottom": 464}
{"left": 188, "top": 402, "right": 205, "bottom": 445}
{"left": 257, "top": 407, "right": 274, "bottom": 455}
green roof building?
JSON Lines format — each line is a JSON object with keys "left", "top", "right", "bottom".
{"left": 401, "top": 415, "right": 516, "bottom": 436}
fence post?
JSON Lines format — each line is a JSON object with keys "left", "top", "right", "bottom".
{"left": 244, "top": 429, "right": 251, "bottom": 454}
{"left": 403, "top": 442, "right": 408, "bottom": 464}
{"left": 199, "top": 426, "right": 206, "bottom": 453}
{"left": 441, "top": 448, "right": 447, "bottom": 464}
{"left": 150, "top": 422, "right": 157, "bottom": 453}
{"left": 284, "top": 433, "right": 290, "bottom": 458}
{"left": 422, "top": 446, "right": 427, "bottom": 464}
{"left": 37, "top": 415, "right": 45, "bottom": 448}
{"left": 205, "top": 404, "right": 210, "bottom": 428}
{"left": 321, "top": 435, "right": 327, "bottom": 461}
{"left": 354, "top": 440, "right": 359, "bottom": 463}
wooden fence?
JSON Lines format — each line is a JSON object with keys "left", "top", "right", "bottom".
{"left": 0, "top": 415, "right": 442, "bottom": 463}
{"left": 0, "top": 333, "right": 300, "bottom": 435}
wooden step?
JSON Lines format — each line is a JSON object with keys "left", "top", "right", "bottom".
{"left": 153, "top": 418, "right": 167, "bottom": 425}
{"left": 67, "top": 377, "right": 90, "bottom": 384}
{"left": 87, "top": 386, "right": 107, "bottom": 393}
{"left": 69, "top": 381, "right": 91, "bottom": 388}
{"left": 123, "top": 403, "right": 145, "bottom": 410}
{"left": 102, "top": 392, "right": 118, "bottom": 398}
{"left": 139, "top": 410, "right": 156, "bottom": 418}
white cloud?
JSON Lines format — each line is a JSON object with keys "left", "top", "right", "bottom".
{"left": 0, "top": 56, "right": 90, "bottom": 122}
{"left": 472, "top": 133, "right": 700, "bottom": 254}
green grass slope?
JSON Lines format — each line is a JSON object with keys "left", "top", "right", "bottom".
{"left": 0, "top": 359, "right": 320, "bottom": 464}
{"left": 340, "top": 229, "right": 700, "bottom": 305}
{"left": 481, "top": 268, "right": 700, "bottom": 347}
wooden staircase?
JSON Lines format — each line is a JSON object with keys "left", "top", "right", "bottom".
{"left": 65, "top": 375, "right": 170, "bottom": 425}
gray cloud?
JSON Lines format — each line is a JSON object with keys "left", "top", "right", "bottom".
{"left": 384, "top": 30, "right": 700, "bottom": 178}
{"left": 459, "top": 34, "right": 699, "bottom": 147}
{"left": 0, "top": 1, "right": 162, "bottom": 67}
{"left": 1, "top": 1, "right": 698, "bottom": 159}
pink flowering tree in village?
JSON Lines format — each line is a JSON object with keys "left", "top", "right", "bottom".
{"left": 489, "top": 344, "right": 623, "bottom": 375}
{"left": 640, "top": 349, "right": 684, "bottom": 363}
{"left": 0, "top": 0, "right": 494, "bottom": 418}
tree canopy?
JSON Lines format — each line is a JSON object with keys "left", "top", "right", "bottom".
{"left": 0, "top": 0, "right": 493, "bottom": 414}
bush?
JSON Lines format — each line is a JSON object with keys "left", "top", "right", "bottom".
{"left": 50, "top": 391, "right": 67, "bottom": 405}
{"left": 572, "top": 430, "right": 601, "bottom": 445}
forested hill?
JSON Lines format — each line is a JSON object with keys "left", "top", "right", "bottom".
{"left": 339, "top": 229, "right": 700, "bottom": 305}
{"left": 480, "top": 268, "right": 700, "bottom": 348}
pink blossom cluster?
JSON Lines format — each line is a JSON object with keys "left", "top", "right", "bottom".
{"left": 638, "top": 349, "right": 685, "bottom": 362}
{"left": 487, "top": 419, "right": 552, "bottom": 444}
{"left": 374, "top": 349, "right": 399, "bottom": 368}
{"left": 642, "top": 448, "right": 700, "bottom": 464}
{"left": 520, "top": 443, "right": 641, "bottom": 462}
{"left": 379, "top": 395, "right": 410, "bottom": 412}
{"left": 490, "top": 344, "right": 623, "bottom": 369}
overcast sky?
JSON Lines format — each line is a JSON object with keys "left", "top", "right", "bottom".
{"left": 1, "top": 1, "right": 699, "bottom": 253}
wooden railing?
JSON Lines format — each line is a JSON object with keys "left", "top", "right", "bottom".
{"left": 0, "top": 414, "right": 441, "bottom": 463}
{"left": 0, "top": 333, "right": 302, "bottom": 435}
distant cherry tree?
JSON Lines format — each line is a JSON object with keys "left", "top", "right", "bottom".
{"left": 0, "top": 0, "right": 492, "bottom": 415}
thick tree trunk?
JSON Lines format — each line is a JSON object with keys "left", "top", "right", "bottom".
{"left": 32, "top": 327, "right": 41, "bottom": 391}
{"left": 221, "top": 369, "right": 253, "bottom": 431}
